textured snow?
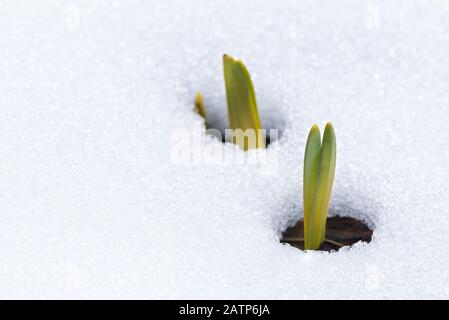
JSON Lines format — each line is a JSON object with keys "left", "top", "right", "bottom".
{"left": 1, "top": 0, "right": 449, "bottom": 299}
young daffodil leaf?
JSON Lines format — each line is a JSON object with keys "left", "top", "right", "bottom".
{"left": 304, "top": 123, "right": 337, "bottom": 250}
{"left": 223, "top": 54, "right": 265, "bottom": 150}
{"left": 194, "top": 92, "right": 207, "bottom": 127}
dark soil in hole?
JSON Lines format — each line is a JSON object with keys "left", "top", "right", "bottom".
{"left": 222, "top": 131, "right": 274, "bottom": 147}
{"left": 281, "top": 216, "right": 373, "bottom": 252}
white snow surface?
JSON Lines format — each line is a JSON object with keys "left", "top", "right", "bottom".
{"left": 1, "top": 0, "right": 449, "bottom": 299}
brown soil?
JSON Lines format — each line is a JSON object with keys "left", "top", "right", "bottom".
{"left": 281, "top": 216, "right": 373, "bottom": 252}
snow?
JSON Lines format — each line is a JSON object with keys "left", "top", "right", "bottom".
{"left": 1, "top": 0, "right": 449, "bottom": 299}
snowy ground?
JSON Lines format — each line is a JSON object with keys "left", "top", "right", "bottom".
{"left": 1, "top": 0, "right": 449, "bottom": 299}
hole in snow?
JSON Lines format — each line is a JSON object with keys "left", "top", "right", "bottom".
{"left": 199, "top": 98, "right": 285, "bottom": 147}
{"left": 280, "top": 216, "right": 373, "bottom": 252}
{"left": 208, "top": 112, "right": 284, "bottom": 145}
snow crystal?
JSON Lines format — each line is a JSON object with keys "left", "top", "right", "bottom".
{"left": 1, "top": 0, "right": 449, "bottom": 298}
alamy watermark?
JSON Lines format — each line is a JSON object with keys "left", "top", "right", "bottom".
{"left": 365, "top": 4, "right": 380, "bottom": 31}
{"left": 169, "top": 122, "right": 280, "bottom": 176}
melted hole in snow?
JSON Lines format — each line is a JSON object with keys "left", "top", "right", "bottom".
{"left": 281, "top": 216, "right": 373, "bottom": 252}
{"left": 203, "top": 102, "right": 285, "bottom": 147}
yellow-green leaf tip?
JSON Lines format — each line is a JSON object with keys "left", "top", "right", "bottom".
{"left": 194, "top": 92, "right": 207, "bottom": 126}
{"left": 223, "top": 54, "right": 264, "bottom": 150}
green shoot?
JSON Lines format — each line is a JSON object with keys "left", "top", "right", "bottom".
{"left": 194, "top": 92, "right": 207, "bottom": 127}
{"left": 223, "top": 54, "right": 265, "bottom": 150}
{"left": 303, "top": 123, "right": 337, "bottom": 250}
